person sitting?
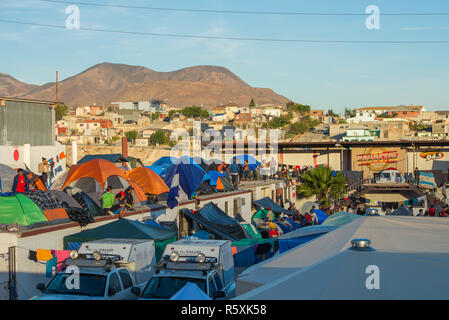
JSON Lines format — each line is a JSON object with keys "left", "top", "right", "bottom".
{"left": 109, "top": 193, "right": 128, "bottom": 217}
{"left": 124, "top": 186, "right": 135, "bottom": 209}
{"left": 11, "top": 169, "right": 29, "bottom": 194}
{"left": 101, "top": 186, "right": 115, "bottom": 215}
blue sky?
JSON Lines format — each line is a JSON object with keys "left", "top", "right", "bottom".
{"left": 1, "top": 0, "right": 449, "bottom": 112}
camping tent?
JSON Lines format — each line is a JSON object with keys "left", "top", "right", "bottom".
{"left": 0, "top": 164, "right": 16, "bottom": 194}
{"left": 126, "top": 167, "right": 169, "bottom": 195}
{"left": 181, "top": 203, "right": 248, "bottom": 241}
{"left": 300, "top": 201, "right": 319, "bottom": 214}
{"left": 253, "top": 197, "right": 291, "bottom": 216}
{"left": 391, "top": 206, "right": 413, "bottom": 216}
{"left": 169, "top": 282, "right": 211, "bottom": 300}
{"left": 77, "top": 154, "right": 129, "bottom": 165}
{"left": 312, "top": 209, "right": 328, "bottom": 224}
{"left": 63, "top": 218, "right": 177, "bottom": 260}
{"left": 163, "top": 163, "right": 205, "bottom": 208}
{"left": 0, "top": 194, "right": 48, "bottom": 228}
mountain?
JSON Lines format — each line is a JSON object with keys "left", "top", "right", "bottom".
{"left": 0, "top": 73, "right": 38, "bottom": 97}
{"left": 2, "top": 63, "right": 289, "bottom": 108}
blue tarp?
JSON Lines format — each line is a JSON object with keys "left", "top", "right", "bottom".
{"left": 278, "top": 233, "right": 326, "bottom": 254}
{"left": 77, "top": 154, "right": 129, "bottom": 165}
{"left": 163, "top": 163, "right": 205, "bottom": 209}
{"left": 275, "top": 221, "right": 292, "bottom": 234}
{"left": 144, "top": 219, "right": 167, "bottom": 229}
{"left": 253, "top": 197, "right": 292, "bottom": 215}
{"left": 312, "top": 209, "right": 328, "bottom": 224}
{"left": 231, "top": 155, "right": 261, "bottom": 171}
{"left": 170, "top": 282, "right": 211, "bottom": 300}
{"left": 234, "top": 245, "right": 256, "bottom": 268}
{"left": 185, "top": 230, "right": 215, "bottom": 240}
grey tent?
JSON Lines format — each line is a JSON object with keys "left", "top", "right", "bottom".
{"left": 0, "top": 164, "right": 16, "bottom": 193}
{"left": 235, "top": 216, "right": 449, "bottom": 299}
{"left": 48, "top": 190, "right": 82, "bottom": 209}
{"left": 391, "top": 206, "right": 413, "bottom": 216}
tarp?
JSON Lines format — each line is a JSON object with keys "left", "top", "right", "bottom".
{"left": 0, "top": 194, "right": 47, "bottom": 228}
{"left": 278, "top": 233, "right": 326, "bottom": 254}
{"left": 300, "top": 201, "right": 319, "bottom": 214}
{"left": 169, "top": 282, "right": 211, "bottom": 300}
{"left": 312, "top": 209, "right": 328, "bottom": 225}
{"left": 126, "top": 167, "right": 169, "bottom": 195}
{"left": 231, "top": 155, "right": 261, "bottom": 171}
{"left": 0, "top": 164, "right": 16, "bottom": 194}
{"left": 144, "top": 219, "right": 168, "bottom": 230}
{"left": 78, "top": 154, "right": 129, "bottom": 165}
{"left": 63, "top": 218, "right": 177, "bottom": 260}
{"left": 62, "top": 159, "right": 130, "bottom": 190}
{"left": 241, "top": 223, "right": 262, "bottom": 239}
{"left": 48, "top": 190, "right": 82, "bottom": 209}
{"left": 253, "top": 197, "right": 291, "bottom": 215}
{"left": 43, "top": 208, "right": 70, "bottom": 222}
{"left": 164, "top": 163, "right": 205, "bottom": 209}
{"left": 322, "top": 211, "right": 361, "bottom": 226}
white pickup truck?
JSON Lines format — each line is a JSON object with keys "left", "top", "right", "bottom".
{"left": 132, "top": 239, "right": 236, "bottom": 300}
{"left": 32, "top": 239, "right": 156, "bottom": 300}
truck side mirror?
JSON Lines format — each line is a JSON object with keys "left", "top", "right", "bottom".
{"left": 108, "top": 287, "right": 116, "bottom": 296}
{"left": 36, "top": 283, "right": 45, "bottom": 292}
{"left": 131, "top": 286, "right": 141, "bottom": 297}
{"left": 212, "top": 291, "right": 225, "bottom": 299}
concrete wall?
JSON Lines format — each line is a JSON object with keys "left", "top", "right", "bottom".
{"left": 281, "top": 150, "right": 343, "bottom": 170}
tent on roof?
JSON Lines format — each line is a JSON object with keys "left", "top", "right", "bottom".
{"left": 47, "top": 190, "right": 82, "bottom": 209}
{"left": 0, "top": 194, "right": 48, "bottom": 228}
{"left": 392, "top": 206, "right": 413, "bottom": 216}
{"left": 170, "top": 282, "right": 211, "bottom": 300}
{"left": 126, "top": 167, "right": 169, "bottom": 195}
{"left": 181, "top": 203, "right": 248, "bottom": 241}
{"left": 63, "top": 218, "right": 177, "bottom": 260}
{"left": 77, "top": 154, "right": 129, "bottom": 165}
{"left": 0, "top": 164, "right": 16, "bottom": 194}
{"left": 163, "top": 163, "right": 205, "bottom": 209}
{"left": 312, "top": 209, "right": 328, "bottom": 225}
{"left": 152, "top": 156, "right": 178, "bottom": 170}
{"left": 253, "top": 197, "right": 292, "bottom": 216}
{"left": 231, "top": 155, "right": 261, "bottom": 171}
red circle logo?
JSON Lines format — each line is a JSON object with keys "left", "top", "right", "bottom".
{"left": 13, "top": 149, "right": 19, "bottom": 161}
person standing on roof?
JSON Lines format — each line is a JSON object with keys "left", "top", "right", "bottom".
{"left": 124, "top": 186, "right": 135, "bottom": 209}
{"left": 243, "top": 160, "right": 250, "bottom": 181}
{"left": 266, "top": 206, "right": 275, "bottom": 221}
{"left": 414, "top": 167, "right": 420, "bottom": 185}
{"left": 11, "top": 168, "right": 29, "bottom": 194}
{"left": 228, "top": 159, "right": 240, "bottom": 189}
{"left": 101, "top": 186, "right": 115, "bottom": 215}
{"left": 39, "top": 158, "right": 49, "bottom": 188}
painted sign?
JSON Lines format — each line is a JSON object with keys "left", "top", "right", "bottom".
{"left": 419, "top": 151, "right": 444, "bottom": 161}
{"left": 357, "top": 149, "right": 399, "bottom": 172}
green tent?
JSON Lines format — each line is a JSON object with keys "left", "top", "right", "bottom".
{"left": 63, "top": 218, "right": 177, "bottom": 261}
{"left": 241, "top": 223, "right": 262, "bottom": 239}
{"left": 0, "top": 194, "right": 47, "bottom": 228}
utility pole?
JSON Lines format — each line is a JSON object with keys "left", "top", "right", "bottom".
{"left": 55, "top": 71, "right": 58, "bottom": 105}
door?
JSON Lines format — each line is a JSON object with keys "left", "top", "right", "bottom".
{"left": 118, "top": 269, "right": 135, "bottom": 299}
{"left": 106, "top": 272, "right": 124, "bottom": 300}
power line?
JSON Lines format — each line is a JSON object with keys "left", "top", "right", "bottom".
{"left": 1, "top": 18, "right": 449, "bottom": 44}
{"left": 36, "top": 0, "right": 449, "bottom": 16}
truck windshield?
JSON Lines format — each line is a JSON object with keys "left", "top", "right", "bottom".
{"left": 141, "top": 277, "right": 207, "bottom": 299}
{"left": 45, "top": 273, "right": 107, "bottom": 297}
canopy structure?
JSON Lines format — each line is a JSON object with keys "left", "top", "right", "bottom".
{"left": 77, "top": 154, "right": 129, "bottom": 165}
{"left": 0, "top": 194, "right": 47, "bottom": 228}
{"left": 164, "top": 163, "right": 205, "bottom": 208}
{"left": 312, "top": 209, "right": 328, "bottom": 224}
{"left": 126, "top": 167, "right": 169, "bottom": 195}
{"left": 300, "top": 201, "right": 319, "bottom": 214}
{"left": 170, "top": 282, "right": 211, "bottom": 300}
{"left": 0, "top": 164, "right": 16, "bottom": 194}
{"left": 253, "top": 197, "right": 291, "bottom": 215}
{"left": 231, "top": 155, "right": 261, "bottom": 171}
{"left": 63, "top": 218, "right": 177, "bottom": 260}
{"left": 181, "top": 202, "right": 248, "bottom": 241}
{"left": 236, "top": 216, "right": 449, "bottom": 299}
{"left": 322, "top": 211, "right": 361, "bottom": 226}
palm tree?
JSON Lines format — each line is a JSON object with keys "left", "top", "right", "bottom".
{"left": 298, "top": 166, "right": 346, "bottom": 209}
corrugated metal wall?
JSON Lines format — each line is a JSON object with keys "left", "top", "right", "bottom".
{"left": 0, "top": 100, "right": 53, "bottom": 146}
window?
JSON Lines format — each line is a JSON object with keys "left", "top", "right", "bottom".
{"left": 119, "top": 269, "right": 133, "bottom": 289}
{"left": 108, "top": 273, "right": 122, "bottom": 295}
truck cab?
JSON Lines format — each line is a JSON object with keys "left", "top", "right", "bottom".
{"left": 133, "top": 240, "right": 235, "bottom": 300}
{"left": 32, "top": 238, "right": 156, "bottom": 300}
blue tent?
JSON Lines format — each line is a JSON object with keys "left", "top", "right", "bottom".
{"left": 145, "top": 166, "right": 165, "bottom": 176}
{"left": 312, "top": 209, "right": 328, "bottom": 224}
{"left": 170, "top": 282, "right": 211, "bottom": 300}
{"left": 208, "top": 170, "right": 224, "bottom": 186}
{"left": 231, "top": 155, "right": 261, "bottom": 171}
{"left": 176, "top": 156, "right": 211, "bottom": 182}
{"left": 253, "top": 197, "right": 292, "bottom": 215}
{"left": 77, "top": 154, "right": 128, "bottom": 165}
{"left": 163, "top": 163, "right": 205, "bottom": 209}
{"left": 152, "top": 157, "right": 178, "bottom": 170}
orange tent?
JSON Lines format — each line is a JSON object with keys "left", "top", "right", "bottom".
{"left": 62, "top": 159, "right": 129, "bottom": 190}
{"left": 128, "top": 180, "right": 148, "bottom": 202}
{"left": 126, "top": 167, "right": 169, "bottom": 195}
{"left": 215, "top": 177, "right": 224, "bottom": 191}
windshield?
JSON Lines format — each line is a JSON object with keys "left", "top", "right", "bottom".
{"left": 141, "top": 276, "right": 207, "bottom": 299}
{"left": 44, "top": 273, "right": 107, "bottom": 297}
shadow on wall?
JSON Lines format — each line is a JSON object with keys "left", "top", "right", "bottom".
{"left": 432, "top": 161, "right": 449, "bottom": 171}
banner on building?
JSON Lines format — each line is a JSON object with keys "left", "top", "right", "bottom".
{"left": 419, "top": 171, "right": 436, "bottom": 189}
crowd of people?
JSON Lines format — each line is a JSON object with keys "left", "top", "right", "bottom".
{"left": 101, "top": 186, "right": 135, "bottom": 218}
